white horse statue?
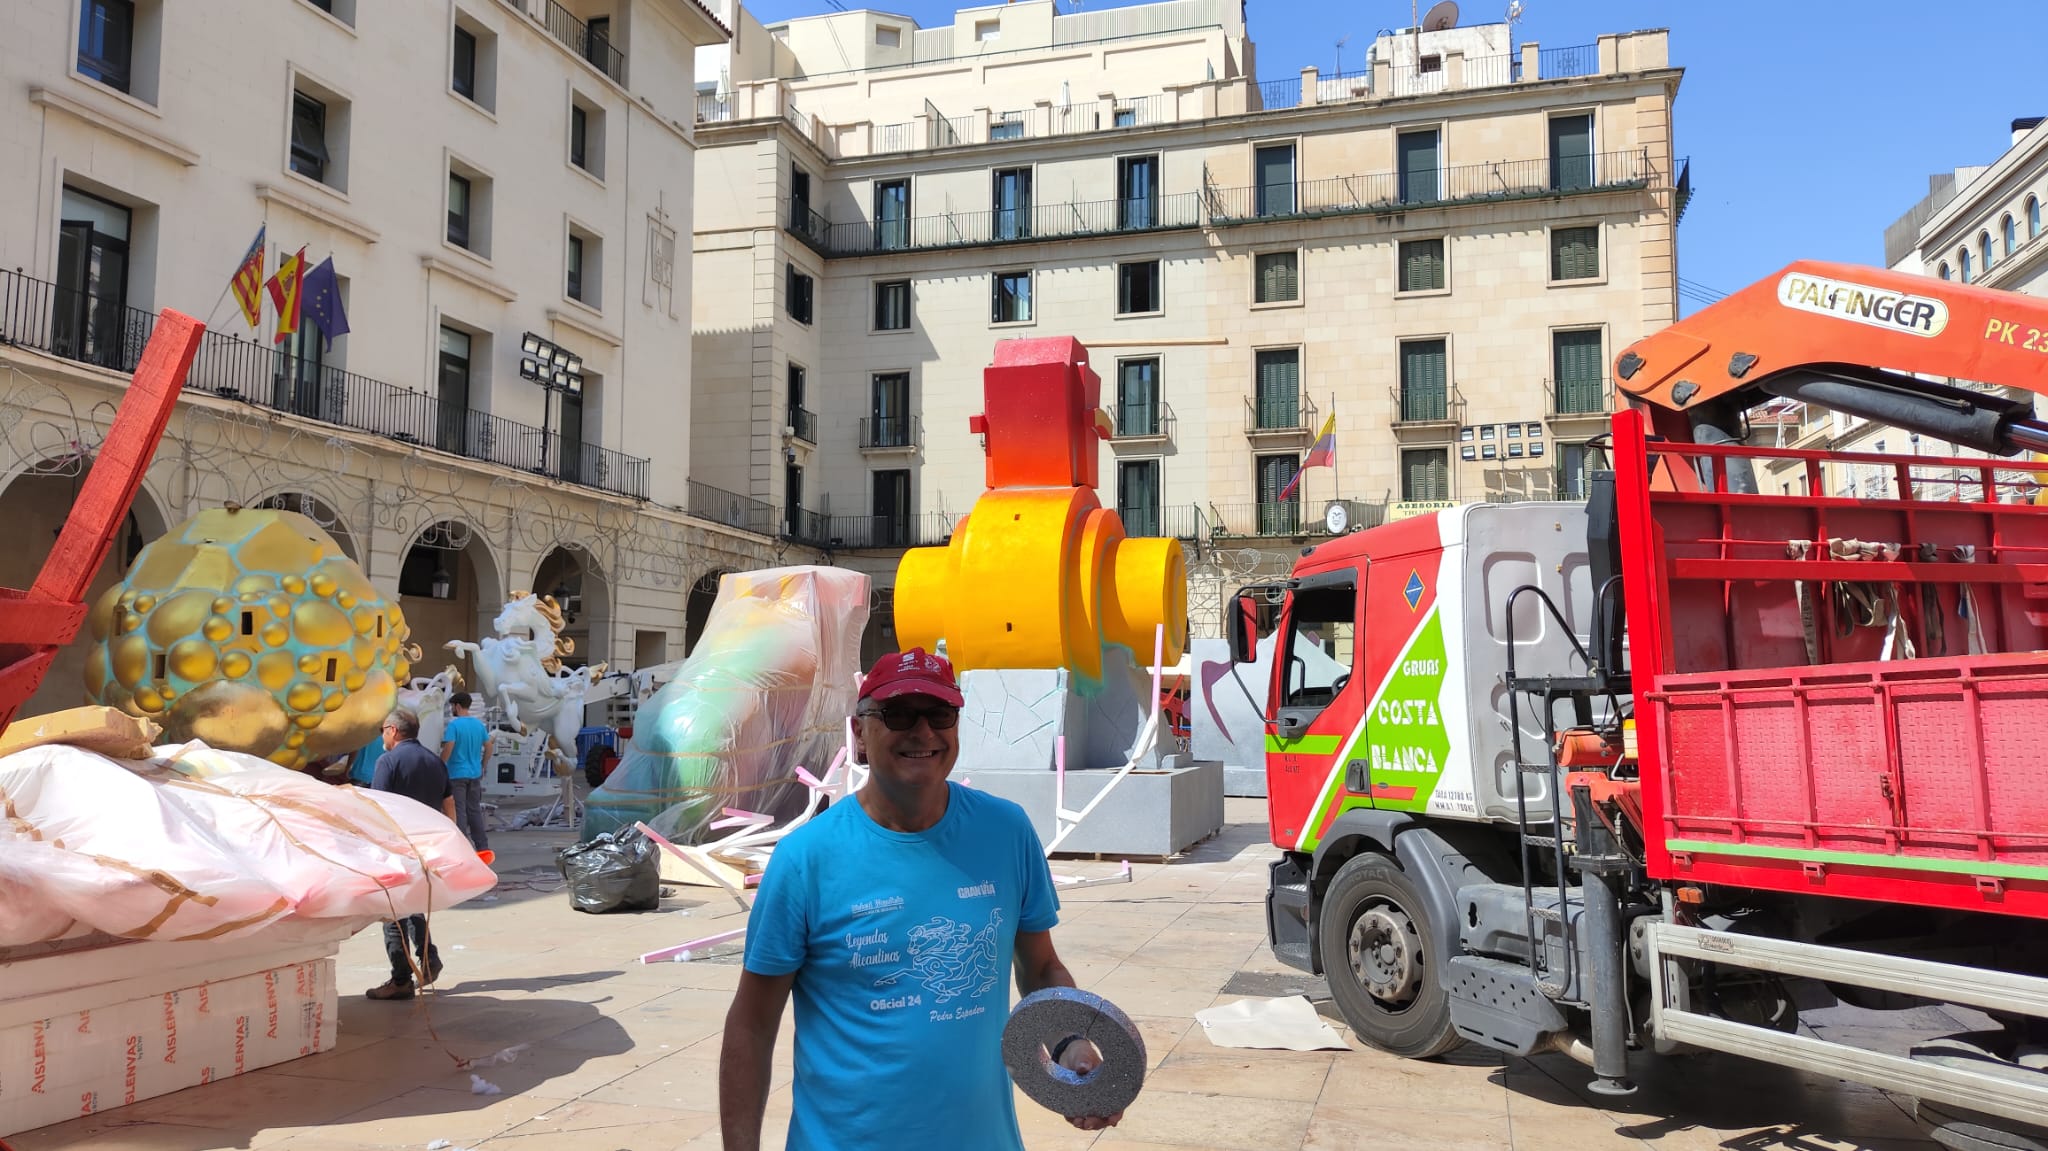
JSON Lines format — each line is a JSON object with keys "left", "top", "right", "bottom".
{"left": 397, "top": 665, "right": 465, "bottom": 750}
{"left": 447, "top": 593, "right": 604, "bottom": 773}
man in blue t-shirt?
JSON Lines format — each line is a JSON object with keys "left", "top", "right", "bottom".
{"left": 720, "top": 648, "right": 1124, "bottom": 1151}
{"left": 438, "top": 692, "right": 490, "bottom": 851}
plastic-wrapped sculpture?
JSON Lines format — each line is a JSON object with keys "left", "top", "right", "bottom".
{"left": 81, "top": 506, "right": 414, "bottom": 770}
{"left": 581, "top": 567, "right": 869, "bottom": 842}
{"left": 447, "top": 593, "right": 602, "bottom": 772}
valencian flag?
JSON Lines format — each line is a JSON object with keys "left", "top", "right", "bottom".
{"left": 266, "top": 247, "right": 307, "bottom": 344}
{"left": 1279, "top": 412, "right": 1337, "bottom": 500}
{"left": 229, "top": 226, "right": 267, "bottom": 330}
{"left": 300, "top": 257, "right": 351, "bottom": 351}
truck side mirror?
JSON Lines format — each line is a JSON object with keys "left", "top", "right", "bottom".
{"left": 1227, "top": 594, "right": 1258, "bottom": 664}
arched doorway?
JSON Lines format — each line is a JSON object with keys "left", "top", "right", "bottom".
{"left": 397, "top": 520, "right": 503, "bottom": 680}
{"left": 0, "top": 466, "right": 169, "bottom": 718}
{"left": 684, "top": 568, "right": 730, "bottom": 656}
{"left": 531, "top": 544, "right": 610, "bottom": 669}
{"left": 254, "top": 490, "right": 359, "bottom": 562}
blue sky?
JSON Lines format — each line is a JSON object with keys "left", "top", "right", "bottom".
{"left": 742, "top": 0, "right": 2042, "bottom": 312}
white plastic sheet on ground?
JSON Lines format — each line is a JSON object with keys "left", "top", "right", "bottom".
{"left": 581, "top": 566, "right": 869, "bottom": 843}
{"left": 1194, "top": 996, "right": 1353, "bottom": 1052}
{"left": 0, "top": 741, "right": 497, "bottom": 946}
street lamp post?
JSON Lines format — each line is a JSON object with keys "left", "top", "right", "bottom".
{"left": 519, "top": 331, "right": 584, "bottom": 480}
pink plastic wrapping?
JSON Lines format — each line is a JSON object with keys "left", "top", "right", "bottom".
{"left": 583, "top": 566, "right": 870, "bottom": 843}
{"left": 0, "top": 742, "right": 497, "bottom": 947}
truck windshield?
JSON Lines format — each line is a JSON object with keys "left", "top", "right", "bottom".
{"left": 1282, "top": 584, "right": 1355, "bottom": 710}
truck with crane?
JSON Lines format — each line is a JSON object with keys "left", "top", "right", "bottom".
{"left": 1237, "top": 261, "right": 2048, "bottom": 1147}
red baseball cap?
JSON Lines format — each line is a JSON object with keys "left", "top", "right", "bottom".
{"left": 859, "top": 647, "right": 964, "bottom": 707}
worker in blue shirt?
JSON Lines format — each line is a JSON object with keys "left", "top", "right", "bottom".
{"left": 439, "top": 692, "right": 491, "bottom": 852}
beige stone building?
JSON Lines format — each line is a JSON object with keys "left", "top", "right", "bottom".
{"left": 688, "top": 0, "right": 1684, "bottom": 638}
{"left": 0, "top": 0, "right": 766, "bottom": 723}
{"left": 1762, "top": 116, "right": 2048, "bottom": 502}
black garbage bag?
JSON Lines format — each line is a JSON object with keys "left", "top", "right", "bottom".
{"left": 556, "top": 827, "right": 661, "bottom": 913}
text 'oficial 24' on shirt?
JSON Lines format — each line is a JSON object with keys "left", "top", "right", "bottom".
{"left": 442, "top": 714, "right": 489, "bottom": 781}
{"left": 744, "top": 782, "right": 1059, "bottom": 1151}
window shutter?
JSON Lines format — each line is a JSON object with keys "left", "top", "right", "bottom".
{"left": 1256, "top": 350, "right": 1299, "bottom": 426}
{"left": 1398, "top": 132, "right": 1439, "bottom": 202}
{"left": 1400, "top": 340, "right": 1447, "bottom": 421}
{"left": 1402, "top": 240, "right": 1444, "bottom": 291}
{"left": 1552, "top": 329, "right": 1604, "bottom": 414}
{"left": 1552, "top": 226, "right": 1599, "bottom": 280}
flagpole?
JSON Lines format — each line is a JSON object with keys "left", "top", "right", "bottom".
{"left": 1330, "top": 391, "right": 1339, "bottom": 512}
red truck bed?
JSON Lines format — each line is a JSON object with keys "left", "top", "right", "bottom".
{"left": 1613, "top": 409, "right": 2048, "bottom": 919}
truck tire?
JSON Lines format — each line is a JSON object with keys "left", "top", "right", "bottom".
{"left": 1318, "top": 852, "right": 1461, "bottom": 1059}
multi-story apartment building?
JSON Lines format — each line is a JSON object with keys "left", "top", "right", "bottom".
{"left": 1763, "top": 117, "right": 2048, "bottom": 501}
{"left": 690, "top": 0, "right": 1684, "bottom": 642}
{"left": 0, "top": 0, "right": 754, "bottom": 719}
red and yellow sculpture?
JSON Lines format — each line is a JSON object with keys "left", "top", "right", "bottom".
{"left": 895, "top": 337, "right": 1187, "bottom": 680}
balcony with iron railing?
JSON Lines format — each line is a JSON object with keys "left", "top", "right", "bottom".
{"left": 1206, "top": 148, "right": 1659, "bottom": 225}
{"left": 1208, "top": 498, "right": 1389, "bottom": 539}
{"left": 1539, "top": 43, "right": 1600, "bottom": 79}
{"left": 791, "top": 192, "right": 1201, "bottom": 258}
{"left": 0, "top": 269, "right": 651, "bottom": 500}
{"left": 1389, "top": 384, "right": 1466, "bottom": 435}
{"left": 1547, "top": 377, "right": 1615, "bottom": 422}
{"left": 1244, "top": 392, "right": 1319, "bottom": 443}
{"left": 534, "top": 0, "right": 626, "bottom": 86}
{"left": 789, "top": 405, "right": 817, "bottom": 444}
{"left": 783, "top": 508, "right": 954, "bottom": 550}
{"left": 1111, "top": 400, "right": 1175, "bottom": 444}
{"left": 696, "top": 91, "right": 735, "bottom": 124}
{"left": 860, "top": 414, "right": 921, "bottom": 453}
{"left": 1115, "top": 502, "right": 1202, "bottom": 541}
{"left": 687, "top": 478, "right": 778, "bottom": 535}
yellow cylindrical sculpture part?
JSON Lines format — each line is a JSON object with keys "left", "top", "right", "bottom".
{"left": 896, "top": 488, "right": 1187, "bottom": 679}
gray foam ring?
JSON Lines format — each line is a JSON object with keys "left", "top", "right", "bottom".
{"left": 1001, "top": 987, "right": 1147, "bottom": 1118}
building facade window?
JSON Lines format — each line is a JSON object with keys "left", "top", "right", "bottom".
{"left": 1398, "top": 129, "right": 1440, "bottom": 204}
{"left": 1119, "top": 154, "right": 1159, "bottom": 228}
{"left": 786, "top": 263, "right": 813, "bottom": 324}
{"left": 1551, "top": 225, "right": 1600, "bottom": 281}
{"left": 1254, "top": 143, "right": 1295, "bottom": 217}
{"left": 1398, "top": 338, "right": 1448, "bottom": 422}
{"left": 870, "top": 372, "right": 911, "bottom": 448}
{"left": 77, "top": 0, "right": 135, "bottom": 92}
{"left": 2031, "top": 196, "right": 2042, "bottom": 240}
{"left": 1254, "top": 348, "right": 1300, "bottom": 429}
{"left": 53, "top": 186, "right": 133, "bottom": 370}
{"left": 1981, "top": 231, "right": 1995, "bottom": 271}
{"left": 567, "top": 234, "right": 585, "bottom": 301}
{"left": 291, "top": 92, "right": 330, "bottom": 184}
{"left": 1557, "top": 442, "right": 1596, "bottom": 500}
{"left": 1117, "top": 260, "right": 1161, "bottom": 315}
{"left": 992, "top": 270, "right": 1032, "bottom": 323}
{"left": 2004, "top": 214, "right": 2018, "bottom": 256}
{"left": 1117, "top": 460, "right": 1161, "bottom": 538}
{"left": 452, "top": 25, "right": 478, "bottom": 99}
{"left": 875, "top": 24, "right": 900, "bottom": 47}
{"left": 1939, "top": 261, "right": 1952, "bottom": 280}
{"left": 788, "top": 363, "right": 813, "bottom": 443}
{"left": 570, "top": 103, "right": 590, "bottom": 171}
{"left": 1398, "top": 238, "right": 1446, "bottom": 292}
{"left": 447, "top": 173, "right": 472, "bottom": 248}
{"left": 1402, "top": 448, "right": 1449, "bottom": 501}
{"left": 874, "top": 280, "right": 911, "bottom": 330}
{"left": 1117, "top": 358, "right": 1159, "bottom": 435}
{"left": 875, "top": 179, "right": 910, "bottom": 250}
{"left": 993, "top": 168, "right": 1032, "bottom": 240}
{"left": 1255, "top": 250, "right": 1299, "bottom": 303}
{"left": 436, "top": 326, "right": 473, "bottom": 454}
{"left": 873, "top": 469, "right": 912, "bottom": 546}
{"left": 1549, "top": 113, "right": 1593, "bottom": 191}
{"left": 558, "top": 386, "right": 585, "bottom": 483}
{"left": 1552, "top": 328, "right": 1605, "bottom": 415}
{"left": 1256, "top": 454, "right": 1299, "bottom": 534}
{"left": 1960, "top": 248, "right": 1973, "bottom": 283}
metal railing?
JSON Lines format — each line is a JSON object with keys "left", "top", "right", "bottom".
{"left": 875, "top": 121, "right": 918, "bottom": 152}
{"left": 1378, "top": 61, "right": 1449, "bottom": 98}
{"left": 800, "top": 191, "right": 1200, "bottom": 256}
{"left": 1256, "top": 76, "right": 1302, "bottom": 111}
{"left": 1390, "top": 383, "right": 1464, "bottom": 428}
{"left": 0, "top": 269, "right": 650, "bottom": 499}
{"left": 1116, "top": 502, "right": 1202, "bottom": 540}
{"left": 537, "top": 0, "right": 626, "bottom": 86}
{"left": 1208, "top": 499, "right": 1388, "bottom": 539}
{"left": 1115, "top": 94, "right": 1169, "bottom": 127}
{"left": 790, "top": 405, "right": 817, "bottom": 443}
{"left": 695, "top": 92, "right": 735, "bottom": 123}
{"left": 1547, "top": 377, "right": 1614, "bottom": 419}
{"left": 1207, "top": 148, "right": 1656, "bottom": 224}
{"left": 783, "top": 509, "right": 954, "bottom": 550}
{"left": 1244, "top": 391, "right": 1319, "bottom": 436}
{"left": 789, "top": 202, "right": 833, "bottom": 250}
{"left": 1112, "top": 400, "right": 1174, "bottom": 441}
{"left": 786, "top": 103, "right": 811, "bottom": 137}
{"left": 930, "top": 113, "right": 972, "bottom": 148}
{"left": 1540, "top": 43, "right": 1599, "bottom": 79}
{"left": 1462, "top": 53, "right": 1519, "bottom": 88}
{"left": 860, "top": 414, "right": 920, "bottom": 451}
{"left": 688, "top": 479, "right": 777, "bottom": 535}
{"left": 1314, "top": 67, "right": 1372, "bottom": 103}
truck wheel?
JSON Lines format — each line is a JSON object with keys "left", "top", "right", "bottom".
{"left": 1318, "top": 852, "right": 1461, "bottom": 1059}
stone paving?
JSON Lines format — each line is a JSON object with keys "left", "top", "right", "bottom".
{"left": 14, "top": 799, "right": 1943, "bottom": 1151}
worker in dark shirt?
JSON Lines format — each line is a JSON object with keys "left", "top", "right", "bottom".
{"left": 367, "top": 708, "right": 454, "bottom": 1001}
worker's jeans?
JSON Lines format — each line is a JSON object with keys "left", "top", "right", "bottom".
{"left": 450, "top": 777, "right": 488, "bottom": 851}
{"left": 383, "top": 915, "right": 440, "bottom": 987}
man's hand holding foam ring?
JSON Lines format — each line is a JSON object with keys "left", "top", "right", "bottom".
{"left": 1003, "top": 987, "right": 1145, "bottom": 1129}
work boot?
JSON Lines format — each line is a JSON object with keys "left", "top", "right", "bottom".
{"left": 426, "top": 956, "right": 446, "bottom": 986}
{"left": 366, "top": 980, "right": 415, "bottom": 1001}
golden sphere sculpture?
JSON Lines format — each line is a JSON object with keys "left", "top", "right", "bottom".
{"left": 83, "top": 507, "right": 414, "bottom": 769}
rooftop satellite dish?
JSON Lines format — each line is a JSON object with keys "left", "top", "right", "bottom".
{"left": 1422, "top": 0, "right": 1459, "bottom": 31}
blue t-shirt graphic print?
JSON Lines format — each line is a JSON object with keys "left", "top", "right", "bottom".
{"left": 743, "top": 782, "right": 1060, "bottom": 1151}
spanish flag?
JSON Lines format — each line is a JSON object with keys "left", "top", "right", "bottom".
{"left": 267, "top": 247, "right": 306, "bottom": 344}
{"left": 230, "top": 226, "right": 266, "bottom": 330}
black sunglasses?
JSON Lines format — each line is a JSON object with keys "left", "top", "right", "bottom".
{"left": 863, "top": 702, "right": 960, "bottom": 731}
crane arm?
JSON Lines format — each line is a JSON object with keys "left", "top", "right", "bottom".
{"left": 1613, "top": 260, "right": 2048, "bottom": 455}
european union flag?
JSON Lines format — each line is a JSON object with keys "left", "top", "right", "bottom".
{"left": 300, "top": 256, "right": 351, "bottom": 352}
